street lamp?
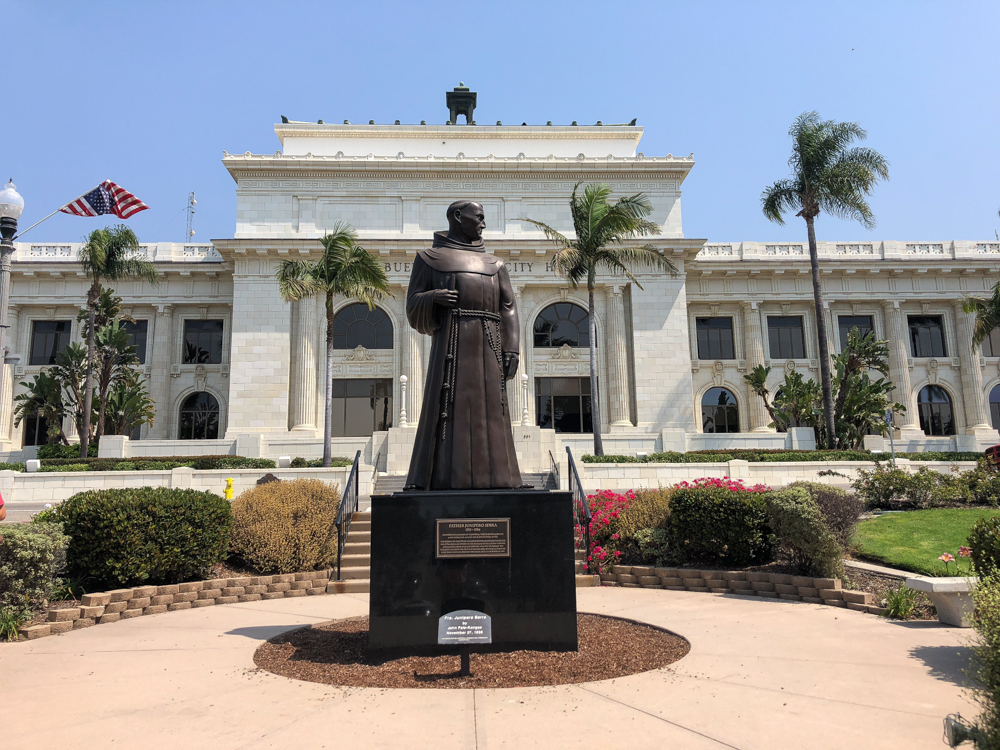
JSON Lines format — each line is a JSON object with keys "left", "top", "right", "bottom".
{"left": 0, "top": 180, "right": 23, "bottom": 366}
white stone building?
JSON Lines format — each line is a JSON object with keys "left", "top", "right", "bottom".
{"left": 4, "top": 98, "right": 999, "bottom": 465}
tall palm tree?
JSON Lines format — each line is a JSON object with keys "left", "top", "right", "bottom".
{"left": 78, "top": 226, "right": 158, "bottom": 457}
{"left": 276, "top": 223, "right": 390, "bottom": 467}
{"left": 761, "top": 112, "right": 889, "bottom": 449}
{"left": 518, "top": 183, "right": 676, "bottom": 456}
{"left": 963, "top": 281, "right": 1000, "bottom": 351}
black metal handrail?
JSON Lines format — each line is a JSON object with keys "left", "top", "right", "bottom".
{"left": 566, "top": 446, "right": 592, "bottom": 574}
{"left": 548, "top": 449, "right": 560, "bottom": 489}
{"left": 335, "top": 450, "right": 362, "bottom": 582}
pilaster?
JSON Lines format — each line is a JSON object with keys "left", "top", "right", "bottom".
{"left": 882, "top": 300, "right": 920, "bottom": 432}
{"left": 954, "top": 300, "right": 996, "bottom": 434}
{"left": 741, "top": 301, "right": 772, "bottom": 432}
{"left": 402, "top": 286, "right": 424, "bottom": 426}
{"left": 606, "top": 286, "right": 631, "bottom": 426}
{"left": 148, "top": 304, "right": 174, "bottom": 439}
{"left": 289, "top": 296, "right": 318, "bottom": 431}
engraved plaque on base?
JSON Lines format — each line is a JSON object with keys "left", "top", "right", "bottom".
{"left": 436, "top": 518, "right": 510, "bottom": 559}
{"left": 438, "top": 610, "right": 492, "bottom": 645}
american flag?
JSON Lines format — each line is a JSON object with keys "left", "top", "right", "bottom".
{"left": 59, "top": 180, "right": 149, "bottom": 219}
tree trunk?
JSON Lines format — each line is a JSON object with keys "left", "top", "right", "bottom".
{"left": 323, "top": 291, "right": 335, "bottom": 468}
{"left": 588, "top": 286, "right": 604, "bottom": 456}
{"left": 806, "top": 216, "right": 837, "bottom": 448}
{"left": 80, "top": 280, "right": 99, "bottom": 459}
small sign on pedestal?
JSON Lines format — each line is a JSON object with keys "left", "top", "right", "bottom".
{"left": 439, "top": 609, "right": 492, "bottom": 677}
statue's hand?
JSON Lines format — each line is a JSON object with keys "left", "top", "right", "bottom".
{"left": 503, "top": 352, "right": 519, "bottom": 380}
{"left": 432, "top": 289, "right": 458, "bottom": 308}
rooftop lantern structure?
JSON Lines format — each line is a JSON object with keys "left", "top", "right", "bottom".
{"left": 446, "top": 82, "right": 476, "bottom": 125}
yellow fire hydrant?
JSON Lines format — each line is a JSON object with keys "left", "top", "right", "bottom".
{"left": 224, "top": 477, "right": 234, "bottom": 500}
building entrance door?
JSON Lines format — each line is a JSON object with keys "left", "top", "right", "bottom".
{"left": 331, "top": 378, "right": 393, "bottom": 437}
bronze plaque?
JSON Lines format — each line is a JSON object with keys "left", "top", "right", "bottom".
{"left": 435, "top": 518, "right": 511, "bottom": 559}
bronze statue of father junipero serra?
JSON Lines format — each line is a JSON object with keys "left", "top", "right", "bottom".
{"left": 404, "top": 200, "right": 522, "bottom": 491}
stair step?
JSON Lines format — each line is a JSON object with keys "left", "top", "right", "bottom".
{"left": 575, "top": 574, "right": 601, "bottom": 588}
{"left": 327, "top": 579, "right": 370, "bottom": 594}
{"left": 340, "top": 553, "right": 371, "bottom": 565}
{"left": 344, "top": 543, "right": 371, "bottom": 554}
{"left": 337, "top": 566, "right": 370, "bottom": 579}
{"left": 346, "top": 532, "right": 371, "bottom": 543}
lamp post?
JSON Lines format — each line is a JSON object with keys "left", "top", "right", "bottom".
{"left": 0, "top": 180, "right": 23, "bottom": 366}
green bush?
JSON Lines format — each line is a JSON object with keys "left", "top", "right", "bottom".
{"left": 634, "top": 528, "right": 673, "bottom": 567}
{"left": 765, "top": 487, "right": 843, "bottom": 578}
{"left": 788, "top": 481, "right": 865, "bottom": 548}
{"left": 580, "top": 449, "right": 984, "bottom": 464}
{"left": 615, "top": 488, "right": 673, "bottom": 540}
{"left": 229, "top": 479, "right": 340, "bottom": 573}
{"left": 290, "top": 457, "right": 354, "bottom": 468}
{"left": 0, "top": 522, "right": 69, "bottom": 608}
{"left": 113, "top": 461, "right": 136, "bottom": 471}
{"left": 38, "top": 442, "right": 97, "bottom": 459}
{"left": 961, "top": 461, "right": 1000, "bottom": 507}
{"left": 882, "top": 582, "right": 919, "bottom": 620}
{"left": 0, "top": 462, "right": 25, "bottom": 472}
{"left": 969, "top": 572, "right": 1000, "bottom": 745}
{"left": 898, "top": 451, "right": 982, "bottom": 462}
{"left": 48, "top": 488, "right": 231, "bottom": 587}
{"left": 670, "top": 483, "right": 772, "bottom": 566}
{"left": 969, "top": 516, "right": 1000, "bottom": 575}
{"left": 38, "top": 455, "right": 277, "bottom": 471}
{"left": 38, "top": 463, "right": 91, "bottom": 472}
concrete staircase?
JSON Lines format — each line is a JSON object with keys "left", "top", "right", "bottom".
{"left": 326, "top": 511, "right": 371, "bottom": 594}
{"left": 372, "top": 472, "right": 557, "bottom": 495}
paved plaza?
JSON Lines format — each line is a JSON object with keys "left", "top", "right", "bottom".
{"left": 1, "top": 588, "right": 973, "bottom": 749}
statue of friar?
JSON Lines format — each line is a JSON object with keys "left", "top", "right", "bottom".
{"left": 404, "top": 200, "right": 522, "bottom": 491}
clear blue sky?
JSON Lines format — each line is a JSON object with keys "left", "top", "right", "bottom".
{"left": 4, "top": 0, "right": 998, "bottom": 245}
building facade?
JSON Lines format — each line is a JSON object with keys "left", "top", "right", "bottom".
{"left": 4, "top": 109, "right": 999, "bottom": 462}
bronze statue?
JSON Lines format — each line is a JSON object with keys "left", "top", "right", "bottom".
{"left": 404, "top": 200, "right": 522, "bottom": 491}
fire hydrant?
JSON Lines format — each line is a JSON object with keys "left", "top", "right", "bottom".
{"left": 224, "top": 477, "right": 234, "bottom": 500}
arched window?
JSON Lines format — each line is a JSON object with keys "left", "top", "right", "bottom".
{"left": 179, "top": 392, "right": 220, "bottom": 440}
{"left": 534, "top": 303, "right": 590, "bottom": 348}
{"left": 990, "top": 385, "right": 1000, "bottom": 430}
{"left": 917, "top": 385, "right": 955, "bottom": 436}
{"left": 702, "top": 387, "right": 739, "bottom": 433}
{"left": 332, "top": 304, "right": 393, "bottom": 350}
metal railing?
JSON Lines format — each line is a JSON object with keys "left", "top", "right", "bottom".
{"left": 566, "top": 446, "right": 592, "bottom": 574}
{"left": 548, "top": 449, "right": 560, "bottom": 489}
{"left": 335, "top": 450, "right": 362, "bottom": 582}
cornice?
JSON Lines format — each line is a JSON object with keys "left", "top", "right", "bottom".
{"left": 274, "top": 123, "right": 644, "bottom": 142}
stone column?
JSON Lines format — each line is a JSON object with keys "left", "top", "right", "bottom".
{"left": 0, "top": 305, "right": 18, "bottom": 443}
{"left": 289, "top": 296, "right": 318, "bottom": 431}
{"left": 741, "top": 301, "right": 772, "bottom": 431}
{"left": 954, "top": 300, "right": 993, "bottom": 430}
{"left": 148, "top": 304, "right": 174, "bottom": 438}
{"left": 402, "top": 291, "right": 423, "bottom": 426}
{"left": 606, "top": 285, "right": 631, "bottom": 426}
{"left": 882, "top": 300, "right": 919, "bottom": 430}
{"left": 509, "top": 285, "right": 525, "bottom": 424}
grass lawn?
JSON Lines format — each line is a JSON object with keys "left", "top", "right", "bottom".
{"left": 852, "top": 508, "right": 1000, "bottom": 576}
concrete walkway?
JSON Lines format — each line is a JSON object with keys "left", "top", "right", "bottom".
{"left": 0, "top": 589, "right": 975, "bottom": 749}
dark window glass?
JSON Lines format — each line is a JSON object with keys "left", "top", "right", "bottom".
{"left": 535, "top": 377, "right": 592, "bottom": 433}
{"left": 29, "top": 320, "right": 72, "bottom": 366}
{"left": 183, "top": 320, "right": 225, "bottom": 364}
{"left": 696, "top": 317, "right": 735, "bottom": 360}
{"left": 330, "top": 379, "right": 393, "bottom": 436}
{"left": 983, "top": 329, "right": 1000, "bottom": 357}
{"left": 178, "top": 391, "right": 220, "bottom": 439}
{"left": 534, "top": 303, "right": 590, "bottom": 348}
{"left": 917, "top": 385, "right": 955, "bottom": 436}
{"left": 991, "top": 385, "right": 1000, "bottom": 430}
{"left": 122, "top": 320, "right": 148, "bottom": 364}
{"left": 332, "top": 304, "right": 393, "bottom": 350}
{"left": 701, "top": 387, "right": 739, "bottom": 433}
{"left": 838, "top": 315, "right": 874, "bottom": 352}
{"left": 908, "top": 315, "right": 947, "bottom": 358}
{"left": 23, "top": 413, "right": 49, "bottom": 446}
{"left": 767, "top": 316, "right": 806, "bottom": 359}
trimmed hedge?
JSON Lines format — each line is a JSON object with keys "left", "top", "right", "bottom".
{"left": 42, "top": 487, "right": 232, "bottom": 587}
{"left": 765, "top": 487, "right": 842, "bottom": 578}
{"left": 0, "top": 462, "right": 25, "bottom": 472}
{"left": 581, "top": 449, "right": 985, "bottom": 464}
{"left": 37, "top": 455, "right": 276, "bottom": 471}
{"left": 0, "top": 522, "right": 69, "bottom": 608}
{"left": 290, "top": 457, "right": 355, "bottom": 468}
{"left": 670, "top": 484, "right": 772, "bottom": 566}
{"left": 37, "top": 443, "right": 98, "bottom": 459}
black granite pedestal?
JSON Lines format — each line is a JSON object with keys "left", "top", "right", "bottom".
{"left": 368, "top": 490, "right": 578, "bottom": 651}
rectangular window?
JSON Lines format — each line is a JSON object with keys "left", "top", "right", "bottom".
{"left": 983, "top": 328, "right": 1000, "bottom": 357}
{"left": 535, "top": 377, "right": 593, "bottom": 433}
{"left": 908, "top": 315, "right": 947, "bottom": 358}
{"left": 838, "top": 315, "right": 874, "bottom": 352}
{"left": 767, "top": 316, "right": 806, "bottom": 359}
{"left": 122, "top": 320, "right": 148, "bottom": 364}
{"left": 23, "top": 413, "right": 49, "bottom": 446}
{"left": 330, "top": 379, "right": 393, "bottom": 437}
{"left": 183, "top": 319, "right": 225, "bottom": 364}
{"left": 29, "top": 320, "right": 72, "bottom": 366}
{"left": 696, "top": 317, "right": 735, "bottom": 360}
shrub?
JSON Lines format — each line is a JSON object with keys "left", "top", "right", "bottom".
{"left": 616, "top": 488, "right": 673, "bottom": 540}
{"left": 113, "top": 461, "right": 136, "bottom": 471}
{"left": 961, "top": 461, "right": 1000, "bottom": 507}
{"left": 899, "top": 451, "right": 982, "bottom": 462}
{"left": 634, "top": 528, "right": 674, "bottom": 567}
{"left": 882, "top": 582, "right": 919, "bottom": 620}
{"left": 788, "top": 481, "right": 864, "bottom": 548}
{"left": 851, "top": 463, "right": 911, "bottom": 508}
{"left": 0, "top": 462, "right": 24, "bottom": 472}
{"left": 765, "top": 487, "right": 843, "bottom": 578}
{"left": 38, "top": 442, "right": 98, "bottom": 459}
{"left": 0, "top": 522, "right": 69, "bottom": 608}
{"left": 906, "top": 467, "right": 971, "bottom": 507}
{"left": 970, "top": 516, "right": 1000, "bottom": 575}
{"left": 229, "top": 479, "right": 340, "bottom": 574}
{"left": 290, "top": 457, "right": 355, "bottom": 468}
{"left": 0, "top": 603, "right": 33, "bottom": 641}
{"left": 969, "top": 572, "right": 1000, "bottom": 745}
{"left": 580, "top": 449, "right": 984, "bottom": 464}
{"left": 670, "top": 478, "right": 772, "bottom": 566}
{"left": 37, "top": 455, "right": 278, "bottom": 471}
{"left": 585, "top": 489, "right": 633, "bottom": 572}
{"left": 38, "top": 463, "right": 91, "bottom": 472}
{"left": 48, "top": 488, "right": 231, "bottom": 587}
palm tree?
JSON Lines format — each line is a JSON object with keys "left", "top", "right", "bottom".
{"left": 761, "top": 112, "right": 889, "bottom": 449}
{"left": 518, "top": 183, "right": 676, "bottom": 456}
{"left": 77, "top": 226, "right": 158, "bottom": 457}
{"left": 963, "top": 281, "right": 1000, "bottom": 350}
{"left": 276, "top": 223, "right": 390, "bottom": 467}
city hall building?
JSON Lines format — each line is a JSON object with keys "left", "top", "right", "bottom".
{"left": 4, "top": 92, "right": 1000, "bottom": 465}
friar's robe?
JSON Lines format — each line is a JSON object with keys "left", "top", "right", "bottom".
{"left": 404, "top": 231, "right": 522, "bottom": 491}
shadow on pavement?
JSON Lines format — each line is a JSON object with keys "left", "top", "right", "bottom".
{"left": 909, "top": 644, "right": 973, "bottom": 688}
{"left": 225, "top": 624, "right": 307, "bottom": 641}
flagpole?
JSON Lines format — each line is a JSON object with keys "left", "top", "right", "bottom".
{"left": 12, "top": 183, "right": 100, "bottom": 240}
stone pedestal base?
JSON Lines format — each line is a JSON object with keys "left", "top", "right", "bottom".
{"left": 368, "top": 489, "right": 578, "bottom": 651}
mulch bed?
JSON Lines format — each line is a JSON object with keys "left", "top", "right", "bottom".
{"left": 843, "top": 568, "right": 936, "bottom": 619}
{"left": 253, "top": 613, "right": 689, "bottom": 689}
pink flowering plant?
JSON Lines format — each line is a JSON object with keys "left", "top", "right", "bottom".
{"left": 938, "top": 546, "right": 974, "bottom": 576}
{"left": 582, "top": 489, "right": 634, "bottom": 573}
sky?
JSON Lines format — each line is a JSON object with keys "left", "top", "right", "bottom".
{"left": 3, "top": 0, "right": 998, "bottom": 245}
